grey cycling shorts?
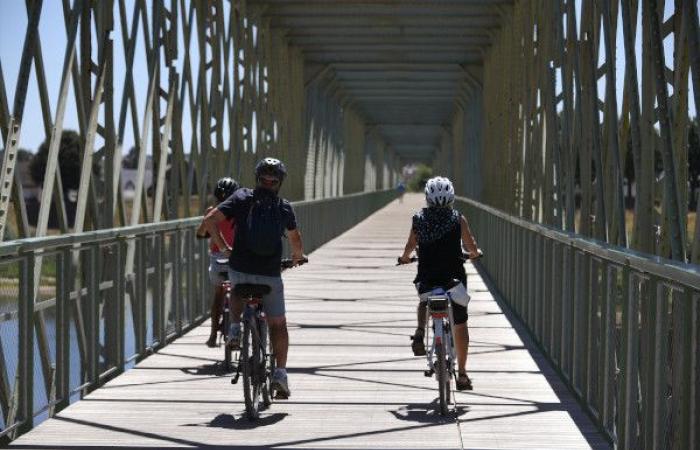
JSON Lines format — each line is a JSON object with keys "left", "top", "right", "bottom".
{"left": 227, "top": 269, "right": 285, "bottom": 318}
{"left": 208, "top": 254, "right": 229, "bottom": 286}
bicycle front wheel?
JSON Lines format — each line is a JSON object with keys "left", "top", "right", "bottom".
{"left": 242, "top": 321, "right": 262, "bottom": 420}
{"left": 222, "top": 305, "right": 232, "bottom": 370}
{"left": 436, "top": 341, "right": 449, "bottom": 415}
{"left": 260, "top": 321, "right": 275, "bottom": 407}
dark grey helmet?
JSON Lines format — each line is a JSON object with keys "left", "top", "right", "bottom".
{"left": 255, "top": 157, "right": 287, "bottom": 183}
{"left": 214, "top": 177, "right": 239, "bottom": 202}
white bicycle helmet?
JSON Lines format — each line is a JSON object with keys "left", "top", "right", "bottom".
{"left": 424, "top": 176, "right": 455, "bottom": 207}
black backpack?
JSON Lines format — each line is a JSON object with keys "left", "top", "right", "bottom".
{"left": 241, "top": 196, "right": 283, "bottom": 256}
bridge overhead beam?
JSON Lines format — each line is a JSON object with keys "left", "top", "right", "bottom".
{"left": 302, "top": 51, "right": 483, "bottom": 64}
{"left": 253, "top": 0, "right": 505, "bottom": 167}
{"left": 258, "top": 2, "right": 505, "bottom": 17}
{"left": 289, "top": 36, "right": 492, "bottom": 46}
{"left": 269, "top": 16, "right": 501, "bottom": 28}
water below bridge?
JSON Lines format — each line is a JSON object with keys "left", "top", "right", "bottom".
{"left": 10, "top": 194, "right": 610, "bottom": 449}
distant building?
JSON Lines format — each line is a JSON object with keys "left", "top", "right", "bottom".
{"left": 120, "top": 156, "right": 154, "bottom": 199}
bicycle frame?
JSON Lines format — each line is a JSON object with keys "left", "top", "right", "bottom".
{"left": 423, "top": 289, "right": 457, "bottom": 415}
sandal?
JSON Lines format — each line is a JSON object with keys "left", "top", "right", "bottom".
{"left": 456, "top": 373, "right": 473, "bottom": 391}
{"left": 411, "top": 333, "right": 426, "bottom": 356}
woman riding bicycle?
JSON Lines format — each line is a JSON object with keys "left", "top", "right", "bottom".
{"left": 398, "top": 176, "right": 480, "bottom": 391}
{"left": 197, "top": 176, "right": 240, "bottom": 347}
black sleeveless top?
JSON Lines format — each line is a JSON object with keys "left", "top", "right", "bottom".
{"left": 412, "top": 208, "right": 466, "bottom": 286}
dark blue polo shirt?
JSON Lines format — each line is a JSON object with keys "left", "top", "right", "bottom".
{"left": 217, "top": 188, "right": 297, "bottom": 276}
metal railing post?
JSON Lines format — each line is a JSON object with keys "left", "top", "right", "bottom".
{"left": 154, "top": 233, "right": 165, "bottom": 346}
{"left": 86, "top": 244, "right": 99, "bottom": 390}
{"left": 174, "top": 229, "right": 182, "bottom": 334}
{"left": 134, "top": 236, "right": 147, "bottom": 359}
{"left": 114, "top": 238, "right": 126, "bottom": 373}
{"left": 619, "top": 266, "right": 637, "bottom": 449}
{"left": 18, "top": 253, "right": 35, "bottom": 434}
{"left": 54, "top": 249, "right": 70, "bottom": 413}
{"left": 186, "top": 229, "right": 195, "bottom": 324}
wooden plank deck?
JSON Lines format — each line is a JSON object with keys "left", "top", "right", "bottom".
{"left": 11, "top": 194, "right": 611, "bottom": 449}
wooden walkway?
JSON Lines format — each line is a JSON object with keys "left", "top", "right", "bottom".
{"left": 11, "top": 194, "right": 611, "bottom": 449}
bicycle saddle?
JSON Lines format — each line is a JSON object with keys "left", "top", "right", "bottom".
{"left": 234, "top": 283, "right": 271, "bottom": 297}
{"left": 417, "top": 278, "right": 462, "bottom": 294}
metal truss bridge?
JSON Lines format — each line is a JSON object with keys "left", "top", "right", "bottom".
{"left": 0, "top": 1, "right": 698, "bottom": 448}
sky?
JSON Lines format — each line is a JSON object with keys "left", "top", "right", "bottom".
{"left": 0, "top": 0, "right": 696, "bottom": 156}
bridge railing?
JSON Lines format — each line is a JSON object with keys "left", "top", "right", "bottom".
{"left": 456, "top": 196, "right": 699, "bottom": 449}
{"left": 0, "top": 189, "right": 395, "bottom": 441}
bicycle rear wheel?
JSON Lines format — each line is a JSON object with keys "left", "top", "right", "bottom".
{"left": 242, "top": 320, "right": 262, "bottom": 420}
{"left": 436, "top": 341, "right": 449, "bottom": 415}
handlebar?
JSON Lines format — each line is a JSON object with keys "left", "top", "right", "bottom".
{"left": 396, "top": 250, "right": 483, "bottom": 266}
{"left": 395, "top": 256, "right": 418, "bottom": 266}
{"left": 216, "top": 256, "right": 309, "bottom": 268}
{"left": 281, "top": 256, "right": 309, "bottom": 269}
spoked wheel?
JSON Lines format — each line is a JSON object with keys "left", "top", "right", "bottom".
{"left": 260, "top": 322, "right": 275, "bottom": 407}
{"left": 446, "top": 359, "right": 452, "bottom": 406}
{"left": 242, "top": 322, "right": 262, "bottom": 420}
{"left": 222, "top": 306, "right": 232, "bottom": 371}
{"left": 436, "top": 341, "right": 449, "bottom": 416}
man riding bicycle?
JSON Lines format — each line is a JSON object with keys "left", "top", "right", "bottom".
{"left": 201, "top": 157, "right": 305, "bottom": 398}
{"left": 196, "top": 177, "right": 239, "bottom": 347}
{"left": 398, "top": 176, "right": 480, "bottom": 391}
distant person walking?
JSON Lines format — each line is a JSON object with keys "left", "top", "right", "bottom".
{"left": 396, "top": 181, "right": 406, "bottom": 203}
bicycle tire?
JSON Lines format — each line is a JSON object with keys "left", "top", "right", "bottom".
{"left": 446, "top": 358, "right": 452, "bottom": 406}
{"left": 436, "top": 341, "right": 448, "bottom": 416}
{"left": 222, "top": 303, "right": 231, "bottom": 370}
{"left": 242, "top": 320, "right": 262, "bottom": 420}
{"left": 260, "top": 321, "right": 274, "bottom": 407}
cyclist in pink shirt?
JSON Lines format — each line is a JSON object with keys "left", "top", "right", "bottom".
{"left": 197, "top": 177, "right": 240, "bottom": 347}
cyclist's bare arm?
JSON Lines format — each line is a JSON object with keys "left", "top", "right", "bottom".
{"left": 460, "top": 215, "right": 480, "bottom": 258}
{"left": 196, "top": 206, "right": 214, "bottom": 238}
{"left": 399, "top": 228, "right": 418, "bottom": 264}
{"left": 288, "top": 229, "right": 305, "bottom": 265}
{"left": 202, "top": 208, "right": 231, "bottom": 255}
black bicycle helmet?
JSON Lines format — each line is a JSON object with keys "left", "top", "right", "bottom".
{"left": 213, "top": 177, "right": 239, "bottom": 202}
{"left": 255, "top": 157, "right": 287, "bottom": 183}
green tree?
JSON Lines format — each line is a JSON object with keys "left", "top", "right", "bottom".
{"left": 407, "top": 164, "right": 433, "bottom": 192}
{"left": 29, "top": 130, "right": 97, "bottom": 191}
{"left": 17, "top": 148, "right": 32, "bottom": 162}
